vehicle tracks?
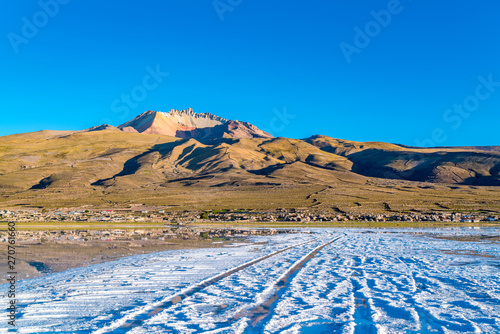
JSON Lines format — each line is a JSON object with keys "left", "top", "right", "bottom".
{"left": 236, "top": 235, "right": 344, "bottom": 333}
{"left": 96, "top": 235, "right": 323, "bottom": 333}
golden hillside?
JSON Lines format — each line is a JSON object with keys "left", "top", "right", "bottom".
{"left": 0, "top": 129, "right": 499, "bottom": 213}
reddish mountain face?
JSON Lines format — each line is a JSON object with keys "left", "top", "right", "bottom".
{"left": 117, "top": 108, "right": 273, "bottom": 140}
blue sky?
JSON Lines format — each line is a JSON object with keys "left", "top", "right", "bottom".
{"left": 1, "top": 0, "right": 499, "bottom": 146}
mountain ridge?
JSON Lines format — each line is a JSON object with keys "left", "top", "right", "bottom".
{"left": 0, "top": 110, "right": 499, "bottom": 212}
{"left": 115, "top": 108, "right": 272, "bottom": 141}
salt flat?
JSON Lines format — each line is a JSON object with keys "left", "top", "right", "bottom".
{"left": 3, "top": 228, "right": 499, "bottom": 333}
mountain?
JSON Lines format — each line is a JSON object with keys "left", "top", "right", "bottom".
{"left": 0, "top": 110, "right": 499, "bottom": 212}
{"left": 116, "top": 108, "right": 272, "bottom": 141}
{"left": 305, "top": 135, "right": 500, "bottom": 186}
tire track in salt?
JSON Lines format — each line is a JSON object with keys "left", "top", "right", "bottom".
{"left": 96, "top": 235, "right": 321, "bottom": 334}
{"left": 334, "top": 254, "right": 379, "bottom": 334}
{"left": 348, "top": 246, "right": 430, "bottom": 333}
{"left": 235, "top": 235, "right": 344, "bottom": 333}
{"left": 396, "top": 255, "right": 497, "bottom": 333}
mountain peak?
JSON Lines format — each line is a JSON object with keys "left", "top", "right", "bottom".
{"left": 162, "top": 108, "right": 227, "bottom": 122}
{"left": 117, "top": 108, "right": 272, "bottom": 141}
{"left": 159, "top": 108, "right": 228, "bottom": 127}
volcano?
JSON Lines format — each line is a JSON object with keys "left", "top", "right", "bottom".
{"left": 116, "top": 108, "right": 273, "bottom": 141}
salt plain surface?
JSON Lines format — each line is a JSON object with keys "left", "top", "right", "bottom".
{"left": 2, "top": 228, "right": 499, "bottom": 333}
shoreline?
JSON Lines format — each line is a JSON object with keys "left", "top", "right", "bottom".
{"left": 2, "top": 223, "right": 499, "bottom": 282}
{"left": 0, "top": 238, "right": 237, "bottom": 281}
{"left": 2, "top": 221, "right": 500, "bottom": 230}
{"left": 0, "top": 227, "right": 284, "bottom": 282}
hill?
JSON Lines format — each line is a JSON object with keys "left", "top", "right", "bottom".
{"left": 0, "top": 116, "right": 499, "bottom": 213}
{"left": 306, "top": 135, "right": 500, "bottom": 186}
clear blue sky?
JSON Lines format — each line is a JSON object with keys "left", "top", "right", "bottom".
{"left": 1, "top": 0, "right": 499, "bottom": 146}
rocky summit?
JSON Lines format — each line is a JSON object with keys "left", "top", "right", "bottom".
{"left": 116, "top": 108, "right": 273, "bottom": 141}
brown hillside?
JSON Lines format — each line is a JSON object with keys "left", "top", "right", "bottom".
{"left": 0, "top": 130, "right": 499, "bottom": 212}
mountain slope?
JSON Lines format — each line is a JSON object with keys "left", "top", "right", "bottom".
{"left": 306, "top": 135, "right": 500, "bottom": 185}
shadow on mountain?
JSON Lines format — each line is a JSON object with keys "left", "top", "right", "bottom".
{"left": 30, "top": 176, "right": 56, "bottom": 190}
{"left": 462, "top": 176, "right": 500, "bottom": 186}
{"left": 345, "top": 149, "right": 500, "bottom": 184}
{"left": 91, "top": 141, "right": 186, "bottom": 186}
{"left": 177, "top": 143, "right": 197, "bottom": 161}
{"left": 247, "top": 164, "right": 285, "bottom": 176}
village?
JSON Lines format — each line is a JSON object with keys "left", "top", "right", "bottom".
{"left": 0, "top": 207, "right": 498, "bottom": 224}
